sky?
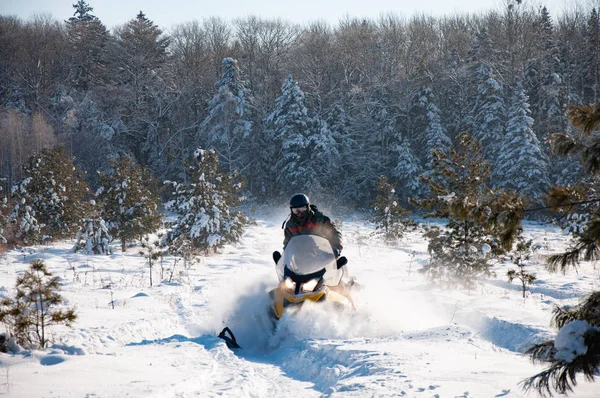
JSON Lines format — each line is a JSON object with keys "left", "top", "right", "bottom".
{"left": 0, "top": 0, "right": 576, "bottom": 31}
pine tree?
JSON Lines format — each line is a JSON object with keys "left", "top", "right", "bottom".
{"left": 523, "top": 292, "right": 600, "bottom": 396}
{"left": 10, "top": 147, "right": 89, "bottom": 242}
{"left": 495, "top": 82, "right": 550, "bottom": 202}
{"left": 0, "top": 189, "right": 7, "bottom": 246}
{"left": 371, "top": 176, "right": 415, "bottom": 242}
{"left": 439, "top": 48, "right": 472, "bottom": 140}
{"left": 410, "top": 83, "right": 452, "bottom": 170}
{"left": 522, "top": 103, "right": 600, "bottom": 395}
{"left": 248, "top": 123, "right": 279, "bottom": 199}
{"left": 583, "top": 9, "right": 600, "bottom": 104}
{"left": 507, "top": 231, "right": 538, "bottom": 298}
{"left": 526, "top": 7, "right": 566, "bottom": 140}
{"left": 0, "top": 259, "right": 77, "bottom": 349}
{"left": 164, "top": 148, "right": 248, "bottom": 253}
{"left": 391, "top": 137, "right": 423, "bottom": 201}
{"left": 266, "top": 76, "right": 317, "bottom": 192}
{"left": 326, "top": 101, "right": 355, "bottom": 198}
{"left": 310, "top": 117, "right": 341, "bottom": 197}
{"left": 139, "top": 236, "right": 164, "bottom": 287}
{"left": 8, "top": 198, "right": 41, "bottom": 245}
{"left": 341, "top": 93, "right": 396, "bottom": 203}
{"left": 471, "top": 61, "right": 506, "bottom": 165}
{"left": 199, "top": 57, "right": 253, "bottom": 174}
{"left": 96, "top": 155, "right": 162, "bottom": 252}
{"left": 417, "top": 133, "right": 523, "bottom": 288}
{"left": 537, "top": 7, "right": 565, "bottom": 139}
{"left": 73, "top": 218, "right": 112, "bottom": 255}
{"left": 65, "top": 0, "right": 110, "bottom": 92}
{"left": 111, "top": 11, "right": 170, "bottom": 170}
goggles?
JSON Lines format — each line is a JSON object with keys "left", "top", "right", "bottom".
{"left": 291, "top": 206, "right": 308, "bottom": 215}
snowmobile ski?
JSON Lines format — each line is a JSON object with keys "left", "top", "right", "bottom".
{"left": 218, "top": 327, "right": 241, "bottom": 349}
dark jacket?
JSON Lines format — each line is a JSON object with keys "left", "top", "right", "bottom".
{"left": 283, "top": 205, "right": 343, "bottom": 253}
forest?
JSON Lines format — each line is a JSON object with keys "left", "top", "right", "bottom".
{"left": 0, "top": 1, "right": 598, "bottom": 206}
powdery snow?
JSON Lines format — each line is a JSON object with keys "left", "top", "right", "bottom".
{"left": 554, "top": 320, "right": 598, "bottom": 363}
{"left": 0, "top": 212, "right": 598, "bottom": 397}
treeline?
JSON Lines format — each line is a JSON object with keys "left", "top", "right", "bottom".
{"left": 0, "top": 1, "right": 599, "bottom": 205}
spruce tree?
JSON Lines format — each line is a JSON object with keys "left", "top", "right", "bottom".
{"left": 165, "top": 148, "right": 248, "bottom": 253}
{"left": 10, "top": 147, "right": 89, "bottom": 242}
{"left": 96, "top": 155, "right": 162, "bottom": 252}
{"left": 495, "top": 82, "right": 550, "bottom": 202}
{"left": 199, "top": 57, "right": 253, "bottom": 174}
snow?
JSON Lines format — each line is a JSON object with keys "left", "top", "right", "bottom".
{"left": 554, "top": 320, "right": 598, "bottom": 363}
{"left": 0, "top": 214, "right": 599, "bottom": 397}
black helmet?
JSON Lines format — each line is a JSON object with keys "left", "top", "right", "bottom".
{"left": 289, "top": 193, "right": 309, "bottom": 208}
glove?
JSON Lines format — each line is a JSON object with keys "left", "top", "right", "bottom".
{"left": 333, "top": 248, "right": 341, "bottom": 258}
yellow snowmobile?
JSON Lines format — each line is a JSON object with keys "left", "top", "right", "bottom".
{"left": 217, "top": 235, "right": 355, "bottom": 349}
{"left": 269, "top": 234, "right": 355, "bottom": 320}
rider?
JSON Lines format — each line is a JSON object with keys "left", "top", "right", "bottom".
{"left": 282, "top": 193, "right": 343, "bottom": 257}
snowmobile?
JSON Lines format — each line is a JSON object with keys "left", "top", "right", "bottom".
{"left": 269, "top": 234, "right": 355, "bottom": 320}
{"left": 217, "top": 234, "right": 355, "bottom": 349}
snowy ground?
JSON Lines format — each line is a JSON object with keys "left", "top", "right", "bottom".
{"left": 1, "top": 209, "right": 599, "bottom": 397}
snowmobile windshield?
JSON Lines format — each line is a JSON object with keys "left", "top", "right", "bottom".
{"left": 281, "top": 235, "right": 336, "bottom": 278}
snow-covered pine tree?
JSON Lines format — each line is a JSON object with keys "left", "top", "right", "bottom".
{"left": 391, "top": 137, "right": 423, "bottom": 201}
{"left": 439, "top": 48, "right": 472, "bottom": 141}
{"left": 10, "top": 147, "right": 89, "bottom": 242}
{"left": 0, "top": 185, "right": 8, "bottom": 245}
{"left": 68, "top": 97, "right": 121, "bottom": 187}
{"left": 247, "top": 123, "right": 279, "bottom": 200}
{"left": 65, "top": 0, "right": 110, "bottom": 92}
{"left": 341, "top": 92, "right": 396, "bottom": 203}
{"left": 96, "top": 155, "right": 162, "bottom": 252}
{"left": 583, "top": 9, "right": 600, "bottom": 104}
{"left": 417, "top": 133, "right": 523, "bottom": 288}
{"left": 266, "top": 75, "right": 318, "bottom": 192}
{"left": 523, "top": 103, "right": 600, "bottom": 396}
{"left": 8, "top": 196, "right": 41, "bottom": 245}
{"left": 537, "top": 7, "right": 565, "bottom": 140}
{"left": 495, "top": 82, "right": 550, "bottom": 203}
{"left": 371, "top": 176, "right": 415, "bottom": 242}
{"left": 309, "top": 117, "right": 340, "bottom": 198}
{"left": 164, "top": 148, "right": 248, "bottom": 253}
{"left": 111, "top": 11, "right": 170, "bottom": 171}
{"left": 199, "top": 58, "right": 253, "bottom": 174}
{"left": 423, "top": 91, "right": 452, "bottom": 169}
{"left": 471, "top": 61, "right": 506, "bottom": 166}
{"left": 73, "top": 218, "right": 112, "bottom": 255}
{"left": 409, "top": 71, "right": 452, "bottom": 171}
{"left": 325, "top": 101, "right": 354, "bottom": 199}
